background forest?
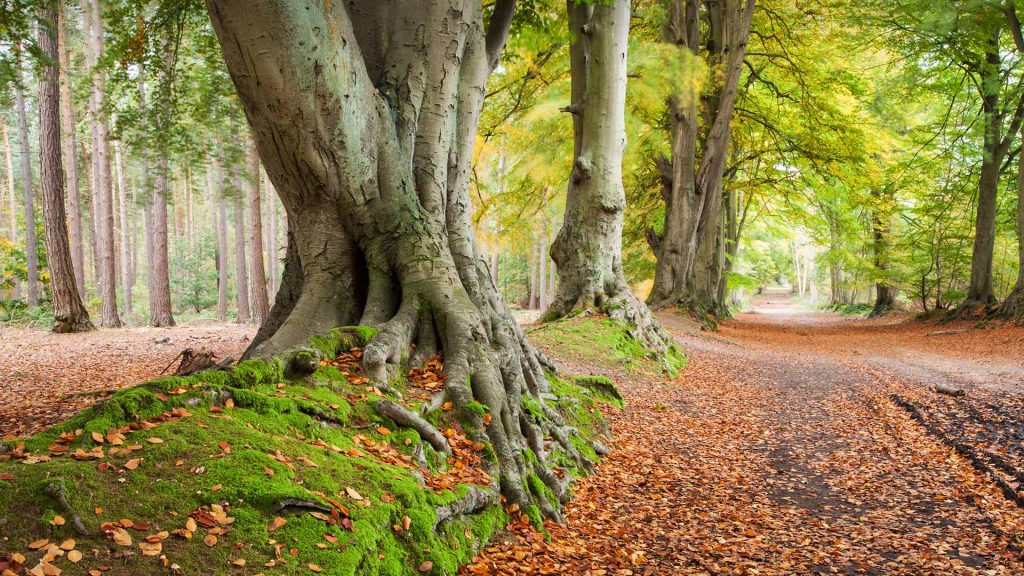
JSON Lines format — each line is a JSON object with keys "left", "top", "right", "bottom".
{"left": 2, "top": 0, "right": 1024, "bottom": 328}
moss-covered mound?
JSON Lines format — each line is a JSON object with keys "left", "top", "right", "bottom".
{"left": 0, "top": 327, "right": 619, "bottom": 576}
{"left": 528, "top": 316, "right": 687, "bottom": 376}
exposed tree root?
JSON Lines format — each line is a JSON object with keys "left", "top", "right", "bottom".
{"left": 375, "top": 400, "right": 450, "bottom": 454}
{"left": 44, "top": 483, "right": 89, "bottom": 536}
{"left": 273, "top": 498, "right": 334, "bottom": 515}
{"left": 434, "top": 485, "right": 499, "bottom": 529}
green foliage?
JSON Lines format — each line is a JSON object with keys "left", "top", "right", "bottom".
{"left": 170, "top": 229, "right": 219, "bottom": 313}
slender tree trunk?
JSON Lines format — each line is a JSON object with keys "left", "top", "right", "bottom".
{"left": 233, "top": 168, "right": 251, "bottom": 322}
{"left": 149, "top": 153, "right": 175, "bottom": 327}
{"left": 114, "top": 142, "right": 132, "bottom": 319}
{"left": 57, "top": 7, "right": 85, "bottom": 300}
{"left": 1002, "top": 143, "right": 1024, "bottom": 317}
{"left": 647, "top": 0, "right": 754, "bottom": 319}
{"left": 14, "top": 75, "right": 40, "bottom": 307}
{"left": 3, "top": 118, "right": 17, "bottom": 249}
{"left": 266, "top": 171, "right": 278, "bottom": 297}
{"left": 206, "top": 0, "right": 590, "bottom": 519}
{"left": 84, "top": 0, "right": 121, "bottom": 327}
{"left": 528, "top": 233, "right": 538, "bottom": 309}
{"left": 38, "top": 2, "right": 93, "bottom": 332}
{"left": 539, "top": 218, "right": 548, "bottom": 311}
{"left": 871, "top": 189, "right": 896, "bottom": 317}
{"left": 216, "top": 152, "right": 228, "bottom": 320}
{"left": 246, "top": 138, "right": 269, "bottom": 323}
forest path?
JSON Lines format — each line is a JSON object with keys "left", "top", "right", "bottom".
{"left": 467, "top": 295, "right": 1024, "bottom": 575}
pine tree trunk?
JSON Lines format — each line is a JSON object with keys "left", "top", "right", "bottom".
{"left": 37, "top": 2, "right": 93, "bottom": 332}
{"left": 114, "top": 142, "right": 133, "bottom": 320}
{"left": 246, "top": 138, "right": 269, "bottom": 323}
{"left": 206, "top": 0, "right": 591, "bottom": 518}
{"left": 3, "top": 118, "right": 17, "bottom": 250}
{"left": 647, "top": 0, "right": 754, "bottom": 319}
{"left": 233, "top": 169, "right": 251, "bottom": 323}
{"left": 57, "top": 6, "right": 85, "bottom": 300}
{"left": 149, "top": 154, "right": 175, "bottom": 327}
{"left": 14, "top": 76, "right": 40, "bottom": 307}
{"left": 549, "top": 0, "right": 673, "bottom": 356}
{"left": 216, "top": 153, "right": 228, "bottom": 321}
{"left": 84, "top": 0, "right": 121, "bottom": 327}
{"left": 266, "top": 171, "right": 278, "bottom": 297}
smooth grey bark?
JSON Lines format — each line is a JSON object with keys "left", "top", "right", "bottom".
{"left": 232, "top": 168, "right": 251, "bottom": 323}
{"left": 38, "top": 2, "right": 93, "bottom": 333}
{"left": 83, "top": 0, "right": 121, "bottom": 327}
{"left": 647, "top": 0, "right": 755, "bottom": 320}
{"left": 14, "top": 74, "right": 40, "bottom": 307}
{"left": 58, "top": 7, "right": 85, "bottom": 299}
{"left": 207, "top": 0, "right": 589, "bottom": 518}
{"left": 550, "top": 0, "right": 674, "bottom": 357}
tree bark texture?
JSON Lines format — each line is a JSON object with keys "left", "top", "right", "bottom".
{"left": 871, "top": 189, "right": 896, "bottom": 317}
{"left": 58, "top": 6, "right": 85, "bottom": 299}
{"left": 84, "top": 0, "right": 121, "bottom": 327}
{"left": 37, "top": 2, "right": 94, "bottom": 333}
{"left": 1002, "top": 142, "right": 1024, "bottom": 318}
{"left": 246, "top": 138, "right": 269, "bottom": 323}
{"left": 206, "top": 0, "right": 590, "bottom": 518}
{"left": 647, "top": 0, "right": 754, "bottom": 320}
{"left": 14, "top": 76, "right": 39, "bottom": 307}
{"left": 114, "top": 143, "right": 133, "bottom": 319}
{"left": 3, "top": 118, "right": 17, "bottom": 249}
{"left": 232, "top": 169, "right": 251, "bottom": 323}
{"left": 149, "top": 154, "right": 175, "bottom": 327}
{"left": 216, "top": 152, "right": 228, "bottom": 321}
{"left": 550, "top": 0, "right": 675, "bottom": 357}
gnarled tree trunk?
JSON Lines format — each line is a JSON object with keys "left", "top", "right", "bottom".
{"left": 550, "top": 0, "right": 674, "bottom": 357}
{"left": 207, "top": 0, "right": 587, "bottom": 518}
{"left": 646, "top": 0, "right": 754, "bottom": 320}
{"left": 38, "top": 1, "right": 93, "bottom": 333}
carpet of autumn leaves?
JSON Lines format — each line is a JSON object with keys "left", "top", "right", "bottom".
{"left": 0, "top": 323, "right": 254, "bottom": 439}
{"left": 464, "top": 296, "right": 1024, "bottom": 575}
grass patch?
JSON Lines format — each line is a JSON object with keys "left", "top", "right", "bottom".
{"left": 529, "top": 315, "right": 686, "bottom": 376}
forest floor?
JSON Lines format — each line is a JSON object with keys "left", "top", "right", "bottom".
{"left": 466, "top": 291, "right": 1024, "bottom": 575}
{"left": 3, "top": 297, "right": 1024, "bottom": 574}
{"left": 0, "top": 322, "right": 255, "bottom": 439}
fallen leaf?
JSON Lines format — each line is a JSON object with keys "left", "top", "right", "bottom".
{"left": 268, "top": 516, "right": 287, "bottom": 532}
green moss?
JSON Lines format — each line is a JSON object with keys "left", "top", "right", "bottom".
{"left": 519, "top": 395, "right": 544, "bottom": 420}
{"left": 572, "top": 376, "right": 625, "bottom": 408}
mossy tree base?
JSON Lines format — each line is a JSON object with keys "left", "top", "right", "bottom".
{"left": 0, "top": 327, "right": 617, "bottom": 576}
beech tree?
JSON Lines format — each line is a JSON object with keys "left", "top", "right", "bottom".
{"left": 204, "top": 0, "right": 597, "bottom": 516}
{"left": 646, "top": 0, "right": 755, "bottom": 319}
{"left": 551, "top": 0, "right": 675, "bottom": 357}
{"left": 37, "top": 1, "right": 93, "bottom": 333}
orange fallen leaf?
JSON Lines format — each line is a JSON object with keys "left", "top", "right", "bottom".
{"left": 268, "top": 516, "right": 287, "bottom": 532}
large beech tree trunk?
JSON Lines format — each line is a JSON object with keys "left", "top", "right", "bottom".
{"left": 550, "top": 0, "right": 674, "bottom": 357}
{"left": 14, "top": 73, "right": 39, "bottom": 307}
{"left": 247, "top": 139, "right": 270, "bottom": 323}
{"left": 206, "top": 0, "right": 588, "bottom": 517}
{"left": 58, "top": 7, "right": 85, "bottom": 300}
{"left": 84, "top": 0, "right": 121, "bottom": 327}
{"left": 647, "top": 0, "right": 754, "bottom": 320}
{"left": 38, "top": 2, "right": 93, "bottom": 333}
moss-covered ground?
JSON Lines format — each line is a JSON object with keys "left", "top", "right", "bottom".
{"left": 0, "top": 327, "right": 620, "bottom": 576}
{"left": 528, "top": 315, "right": 687, "bottom": 376}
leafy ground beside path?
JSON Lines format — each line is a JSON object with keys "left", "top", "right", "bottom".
{"left": 2, "top": 299, "right": 1024, "bottom": 575}
{"left": 465, "top": 296, "right": 1024, "bottom": 575}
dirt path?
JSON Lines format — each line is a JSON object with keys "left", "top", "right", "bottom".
{"left": 467, "top": 295, "right": 1024, "bottom": 575}
{"left": 0, "top": 322, "right": 255, "bottom": 439}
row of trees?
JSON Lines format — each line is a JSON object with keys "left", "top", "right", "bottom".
{"left": 1, "top": 0, "right": 284, "bottom": 331}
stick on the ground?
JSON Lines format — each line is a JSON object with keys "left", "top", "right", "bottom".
{"left": 926, "top": 329, "right": 970, "bottom": 337}
{"left": 934, "top": 383, "right": 965, "bottom": 397}
{"left": 375, "top": 400, "right": 450, "bottom": 454}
